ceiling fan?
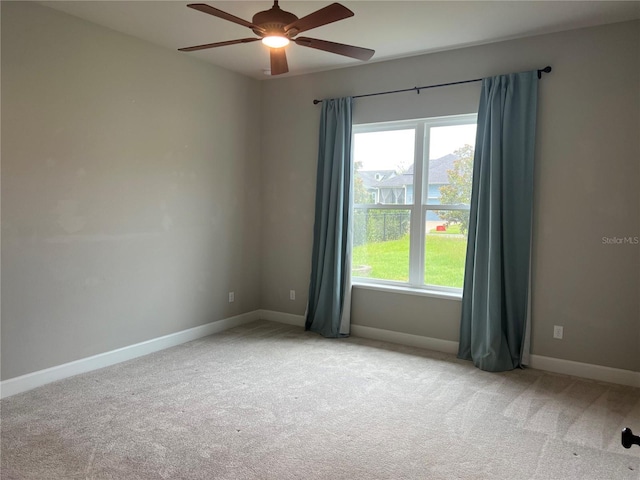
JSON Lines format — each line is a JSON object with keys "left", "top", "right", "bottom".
{"left": 178, "top": 2, "right": 375, "bottom": 75}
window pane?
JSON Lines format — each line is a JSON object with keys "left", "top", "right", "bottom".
{"left": 426, "top": 124, "right": 476, "bottom": 206}
{"left": 424, "top": 210, "right": 469, "bottom": 288}
{"left": 353, "top": 208, "right": 410, "bottom": 282}
{"left": 353, "top": 129, "right": 415, "bottom": 205}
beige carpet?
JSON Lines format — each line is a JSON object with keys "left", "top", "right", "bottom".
{"left": 1, "top": 320, "right": 639, "bottom": 479}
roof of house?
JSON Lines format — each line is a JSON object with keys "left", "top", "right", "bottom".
{"left": 358, "top": 153, "right": 459, "bottom": 189}
{"left": 427, "top": 153, "right": 459, "bottom": 184}
{"left": 359, "top": 170, "right": 396, "bottom": 189}
{"left": 377, "top": 172, "right": 413, "bottom": 188}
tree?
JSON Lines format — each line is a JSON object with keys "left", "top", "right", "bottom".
{"left": 438, "top": 144, "right": 474, "bottom": 234}
{"left": 353, "top": 160, "right": 372, "bottom": 204}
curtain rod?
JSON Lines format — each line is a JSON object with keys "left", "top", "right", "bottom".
{"left": 312, "top": 66, "right": 552, "bottom": 105}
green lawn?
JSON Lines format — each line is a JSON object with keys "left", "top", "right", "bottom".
{"left": 352, "top": 233, "right": 467, "bottom": 288}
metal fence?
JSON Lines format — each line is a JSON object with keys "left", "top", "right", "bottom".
{"left": 353, "top": 209, "right": 410, "bottom": 247}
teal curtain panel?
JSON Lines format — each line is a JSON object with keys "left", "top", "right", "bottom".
{"left": 458, "top": 71, "right": 539, "bottom": 371}
{"left": 306, "top": 97, "right": 353, "bottom": 337}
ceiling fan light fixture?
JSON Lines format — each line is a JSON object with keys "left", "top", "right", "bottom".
{"left": 262, "top": 35, "right": 290, "bottom": 48}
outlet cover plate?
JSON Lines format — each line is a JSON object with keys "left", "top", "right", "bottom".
{"left": 553, "top": 325, "right": 563, "bottom": 339}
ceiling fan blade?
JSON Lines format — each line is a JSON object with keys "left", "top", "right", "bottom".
{"left": 187, "top": 3, "right": 265, "bottom": 33}
{"left": 179, "top": 38, "right": 260, "bottom": 52}
{"left": 270, "top": 48, "right": 289, "bottom": 75}
{"left": 285, "top": 3, "right": 353, "bottom": 36}
{"left": 294, "top": 37, "right": 374, "bottom": 61}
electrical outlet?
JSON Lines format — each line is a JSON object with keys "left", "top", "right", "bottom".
{"left": 228, "top": 291, "right": 234, "bottom": 303}
{"left": 553, "top": 325, "right": 563, "bottom": 339}
{"left": 289, "top": 290, "right": 296, "bottom": 301}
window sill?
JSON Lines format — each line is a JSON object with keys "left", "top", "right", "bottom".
{"left": 351, "top": 281, "right": 462, "bottom": 301}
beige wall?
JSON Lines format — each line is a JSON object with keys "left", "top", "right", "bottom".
{"left": 1, "top": 2, "right": 262, "bottom": 380}
{"left": 260, "top": 21, "right": 640, "bottom": 372}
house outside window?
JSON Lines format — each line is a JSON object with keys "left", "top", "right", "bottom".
{"left": 352, "top": 114, "right": 477, "bottom": 293}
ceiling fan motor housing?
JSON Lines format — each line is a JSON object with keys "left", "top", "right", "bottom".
{"left": 252, "top": 3, "right": 298, "bottom": 37}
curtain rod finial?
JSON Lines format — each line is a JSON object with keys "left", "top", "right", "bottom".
{"left": 537, "top": 66, "right": 552, "bottom": 79}
{"left": 313, "top": 99, "right": 322, "bottom": 104}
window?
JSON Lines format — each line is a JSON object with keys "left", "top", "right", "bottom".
{"left": 352, "top": 114, "right": 477, "bottom": 294}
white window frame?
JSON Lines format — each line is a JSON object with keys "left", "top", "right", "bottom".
{"left": 352, "top": 113, "right": 477, "bottom": 296}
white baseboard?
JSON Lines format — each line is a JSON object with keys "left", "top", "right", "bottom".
{"left": 4, "top": 310, "right": 638, "bottom": 398}
{"left": 528, "top": 354, "right": 640, "bottom": 388}
{"left": 350, "top": 324, "right": 460, "bottom": 354}
{"left": 349, "top": 324, "right": 640, "bottom": 387}
{"left": 258, "top": 312, "right": 458, "bottom": 354}
{"left": 259, "top": 309, "right": 306, "bottom": 327}
{"left": 0, "top": 311, "right": 261, "bottom": 399}
{"left": 259, "top": 315, "right": 638, "bottom": 388}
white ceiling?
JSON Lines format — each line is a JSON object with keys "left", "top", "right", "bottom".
{"left": 41, "top": 1, "right": 640, "bottom": 80}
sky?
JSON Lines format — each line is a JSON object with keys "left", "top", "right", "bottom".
{"left": 354, "top": 124, "right": 477, "bottom": 171}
